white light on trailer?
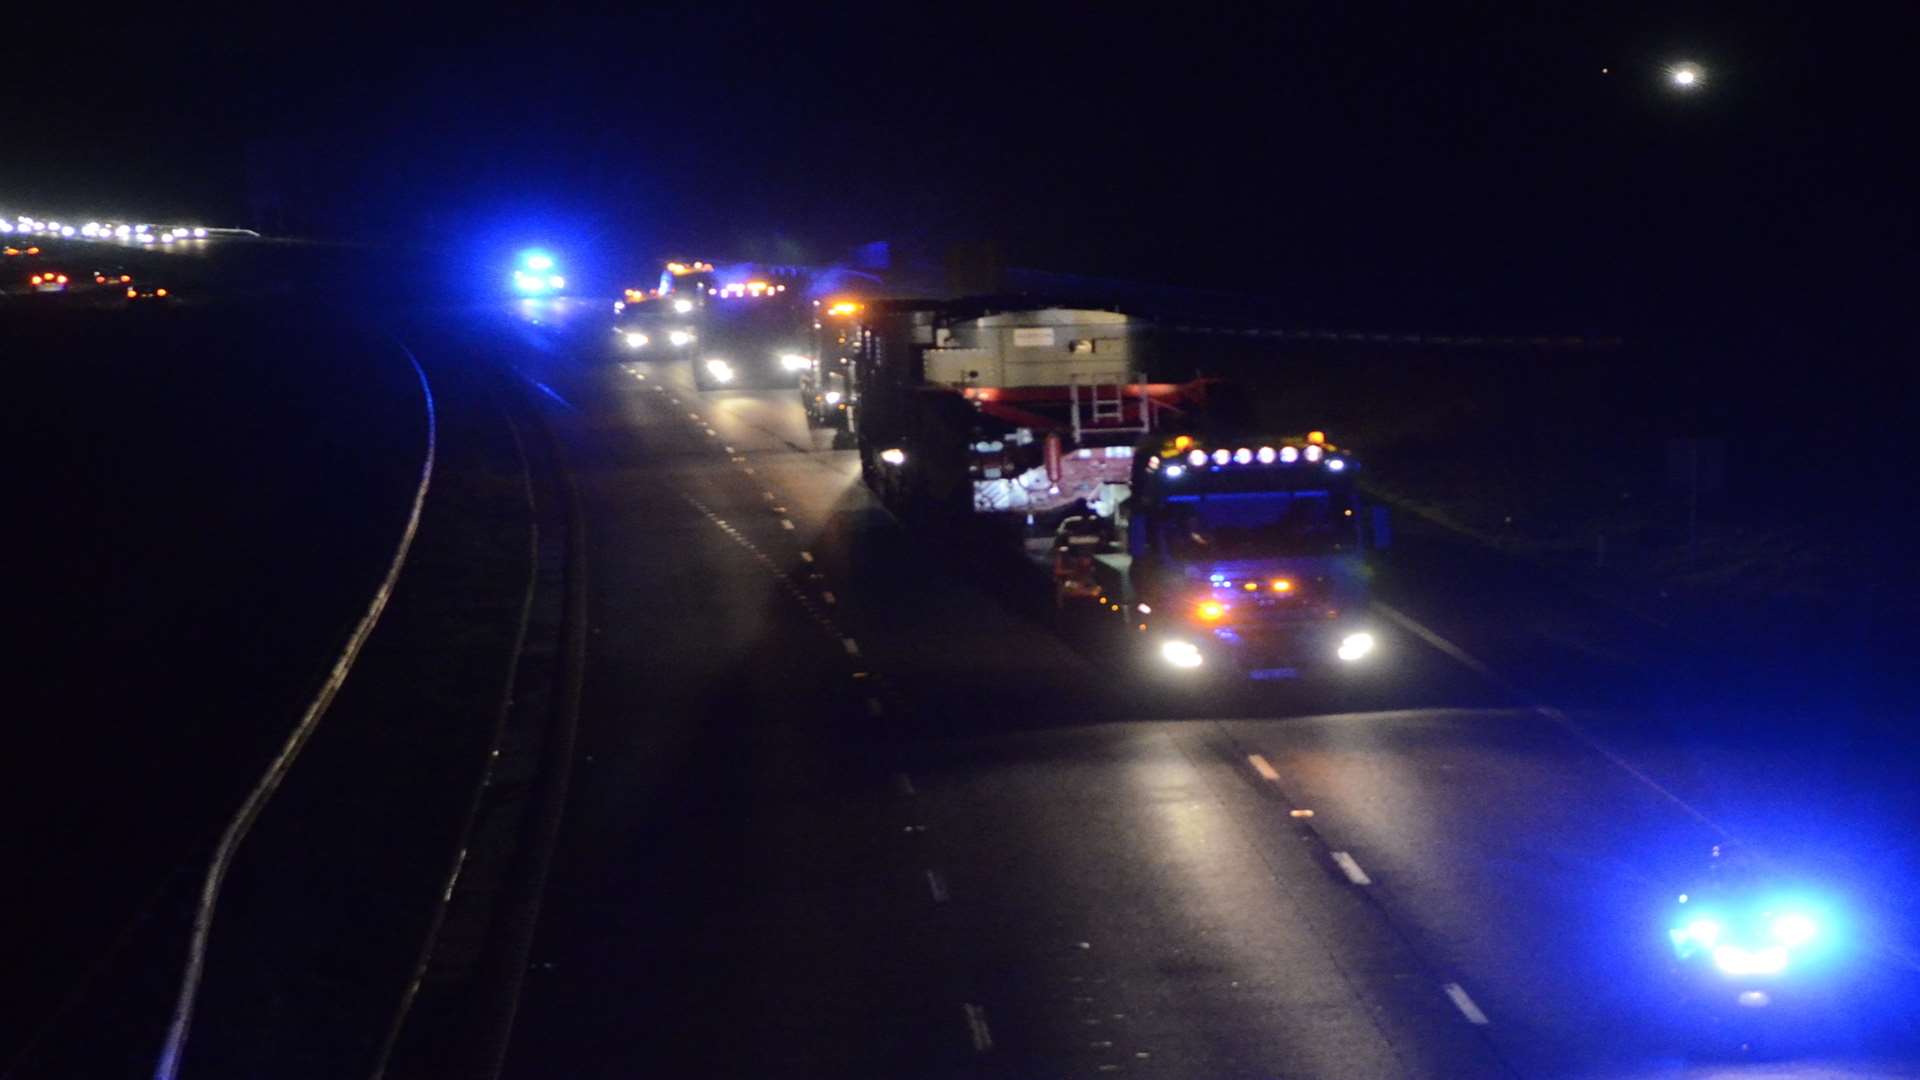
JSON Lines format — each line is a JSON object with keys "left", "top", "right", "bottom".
{"left": 674, "top": 298, "right": 694, "bottom": 313}
{"left": 1161, "top": 640, "right": 1204, "bottom": 668}
{"left": 1280, "top": 446, "right": 1299, "bottom": 463}
{"left": 1212, "top": 449, "right": 1230, "bottom": 466}
{"left": 1304, "top": 445, "right": 1323, "bottom": 462}
{"left": 1327, "top": 458, "right": 1346, "bottom": 471}
{"left": 669, "top": 330, "right": 694, "bottom": 347}
{"left": 1257, "top": 446, "right": 1276, "bottom": 463}
{"left": 1233, "top": 447, "right": 1253, "bottom": 464}
{"left": 1188, "top": 450, "right": 1207, "bottom": 467}
{"left": 880, "top": 447, "right": 907, "bottom": 466}
{"left": 1163, "top": 464, "right": 1185, "bottom": 479}
{"left": 1337, "top": 632, "right": 1376, "bottom": 662}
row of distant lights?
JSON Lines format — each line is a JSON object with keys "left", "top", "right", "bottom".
{"left": 1151, "top": 444, "right": 1346, "bottom": 480}
{"left": 0, "top": 216, "right": 206, "bottom": 243}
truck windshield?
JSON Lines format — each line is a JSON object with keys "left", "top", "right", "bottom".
{"left": 1159, "top": 490, "right": 1354, "bottom": 559}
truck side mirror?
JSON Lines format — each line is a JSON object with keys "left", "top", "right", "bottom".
{"left": 1370, "top": 505, "right": 1392, "bottom": 550}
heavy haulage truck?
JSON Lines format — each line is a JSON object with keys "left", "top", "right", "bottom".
{"left": 845, "top": 299, "right": 1391, "bottom": 679}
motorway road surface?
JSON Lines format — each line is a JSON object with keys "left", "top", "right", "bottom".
{"left": 483, "top": 306, "right": 1920, "bottom": 1079}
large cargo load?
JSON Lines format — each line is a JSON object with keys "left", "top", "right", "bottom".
{"left": 845, "top": 298, "right": 1391, "bottom": 681}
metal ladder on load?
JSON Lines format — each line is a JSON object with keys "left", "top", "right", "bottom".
{"left": 1070, "top": 372, "right": 1151, "bottom": 442}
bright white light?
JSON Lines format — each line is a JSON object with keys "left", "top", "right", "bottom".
{"left": 1257, "top": 446, "right": 1276, "bottom": 463}
{"left": 823, "top": 390, "right": 843, "bottom": 405}
{"left": 524, "top": 253, "right": 554, "bottom": 271}
{"left": 704, "top": 358, "right": 735, "bottom": 383}
{"left": 624, "top": 331, "right": 649, "bottom": 348}
{"left": 137, "top": 233, "right": 154, "bottom": 243}
{"left": 192, "top": 227, "right": 207, "bottom": 237}
{"left": 1233, "top": 447, "right": 1253, "bottom": 464}
{"left": 548, "top": 274, "right": 565, "bottom": 289}
{"left": 1188, "top": 449, "right": 1207, "bottom": 466}
{"left": 134, "top": 224, "right": 148, "bottom": 233}
{"left": 1683, "top": 918, "right": 1723, "bottom": 947}
{"left": 673, "top": 298, "right": 694, "bottom": 314}
{"left": 1160, "top": 640, "right": 1204, "bottom": 668}
{"left": 115, "top": 225, "right": 131, "bottom": 238}
{"left": 59, "top": 225, "right": 75, "bottom": 237}
{"left": 1713, "top": 944, "right": 1788, "bottom": 976}
{"left": 1672, "top": 66, "right": 1699, "bottom": 88}
{"left": 779, "top": 353, "right": 811, "bottom": 372}
{"left": 880, "top": 447, "right": 907, "bottom": 466}
{"left": 1212, "top": 449, "right": 1230, "bottom": 466}
{"left": 160, "top": 232, "right": 175, "bottom": 242}
{"left": 1337, "top": 632, "right": 1376, "bottom": 662}
{"left": 0, "top": 222, "right": 11, "bottom": 233}
{"left": 669, "top": 330, "right": 694, "bottom": 347}
{"left": 1280, "top": 446, "right": 1300, "bottom": 463}
{"left": 1305, "top": 445, "right": 1323, "bottom": 462}
{"left": 1327, "top": 457, "right": 1346, "bottom": 471}
{"left": 1736, "top": 990, "right": 1772, "bottom": 1009}
{"left": 1163, "top": 464, "right": 1185, "bottom": 479}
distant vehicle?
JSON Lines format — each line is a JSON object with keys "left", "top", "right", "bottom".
{"left": 92, "top": 268, "right": 133, "bottom": 286}
{"left": 511, "top": 250, "right": 566, "bottom": 295}
{"left": 657, "top": 259, "right": 717, "bottom": 313}
{"left": 124, "top": 284, "right": 172, "bottom": 303}
{"left": 28, "top": 270, "right": 70, "bottom": 292}
{"left": 801, "top": 299, "right": 860, "bottom": 436}
{"left": 4, "top": 245, "right": 41, "bottom": 257}
{"left": 845, "top": 300, "right": 1390, "bottom": 680}
{"left": 692, "top": 284, "right": 809, "bottom": 391}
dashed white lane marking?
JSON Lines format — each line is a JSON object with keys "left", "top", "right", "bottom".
{"left": 687, "top": 411, "right": 701, "bottom": 420}
{"left": 763, "top": 490, "right": 778, "bottom": 500}
{"left": 925, "top": 869, "right": 950, "bottom": 903}
{"left": 723, "top": 445, "right": 735, "bottom": 454}
{"left": 962, "top": 1003, "right": 995, "bottom": 1052}
{"left": 1331, "top": 851, "right": 1373, "bottom": 886}
{"left": 867, "top": 696, "right": 884, "bottom": 717}
{"left": 1247, "top": 753, "right": 1281, "bottom": 782}
{"left": 1373, "top": 600, "right": 1730, "bottom": 838}
{"left": 1442, "top": 982, "right": 1490, "bottom": 1025}
{"left": 893, "top": 771, "right": 915, "bottom": 796}
{"left": 799, "top": 551, "right": 814, "bottom": 563}
{"left": 842, "top": 637, "right": 861, "bottom": 657}
{"left": 821, "top": 590, "right": 836, "bottom": 605}
{"left": 779, "top": 518, "right": 795, "bottom": 530}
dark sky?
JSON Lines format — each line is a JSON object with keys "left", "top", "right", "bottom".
{"left": 4, "top": 4, "right": 1912, "bottom": 333}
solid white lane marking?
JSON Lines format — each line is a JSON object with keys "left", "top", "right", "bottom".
{"left": 723, "top": 445, "right": 734, "bottom": 454}
{"left": 156, "top": 345, "right": 438, "bottom": 1080}
{"left": 704, "top": 427, "right": 717, "bottom": 437}
{"left": 799, "top": 551, "right": 813, "bottom": 563}
{"left": 1373, "top": 600, "right": 1731, "bottom": 838}
{"left": 1331, "top": 851, "right": 1372, "bottom": 886}
{"left": 926, "top": 869, "right": 950, "bottom": 903}
{"left": 1442, "top": 982, "right": 1490, "bottom": 1025}
{"left": 893, "top": 771, "right": 914, "bottom": 795}
{"left": 779, "top": 518, "right": 794, "bottom": 530}
{"left": 842, "top": 637, "right": 861, "bottom": 657}
{"left": 1247, "top": 753, "right": 1280, "bottom": 782}
{"left": 963, "top": 1003, "right": 995, "bottom": 1052}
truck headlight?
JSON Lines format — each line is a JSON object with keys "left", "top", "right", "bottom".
{"left": 624, "top": 331, "right": 649, "bottom": 348}
{"left": 1336, "top": 632, "right": 1376, "bottom": 662}
{"left": 823, "top": 390, "right": 843, "bottom": 405}
{"left": 779, "top": 352, "right": 810, "bottom": 372}
{"left": 704, "top": 358, "right": 735, "bottom": 383}
{"left": 669, "top": 330, "right": 694, "bottom": 347}
{"left": 673, "top": 298, "right": 694, "bottom": 314}
{"left": 1161, "top": 640, "right": 1204, "bottom": 668}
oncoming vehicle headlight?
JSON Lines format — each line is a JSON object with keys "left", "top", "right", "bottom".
{"left": 669, "top": 329, "right": 694, "bottom": 347}
{"left": 779, "top": 352, "right": 811, "bottom": 372}
{"left": 673, "top": 298, "right": 694, "bottom": 314}
{"left": 1160, "top": 640, "right": 1204, "bottom": 669}
{"left": 704, "top": 358, "right": 735, "bottom": 383}
{"left": 823, "top": 390, "right": 843, "bottom": 405}
{"left": 624, "top": 331, "right": 649, "bottom": 349}
{"left": 1337, "top": 631, "right": 1376, "bottom": 662}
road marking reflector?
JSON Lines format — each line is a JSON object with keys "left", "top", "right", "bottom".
{"left": 926, "top": 869, "right": 949, "bottom": 903}
{"left": 779, "top": 518, "right": 794, "bottom": 530}
{"left": 1442, "top": 982, "right": 1490, "bottom": 1025}
{"left": 821, "top": 591, "right": 836, "bottom": 605}
{"left": 799, "top": 551, "right": 814, "bottom": 563}
{"left": 1247, "top": 753, "right": 1280, "bottom": 781}
{"left": 842, "top": 637, "right": 861, "bottom": 657}
{"left": 1331, "top": 851, "right": 1372, "bottom": 886}
{"left": 867, "top": 696, "right": 884, "bottom": 717}
{"left": 1289, "top": 808, "right": 1314, "bottom": 818}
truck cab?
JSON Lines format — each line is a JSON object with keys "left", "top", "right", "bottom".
{"left": 1094, "top": 432, "right": 1388, "bottom": 679}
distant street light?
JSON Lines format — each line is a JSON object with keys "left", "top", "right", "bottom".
{"left": 1668, "top": 62, "right": 1705, "bottom": 90}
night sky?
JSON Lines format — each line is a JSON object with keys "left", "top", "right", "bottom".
{"left": 5, "top": 5, "right": 1912, "bottom": 336}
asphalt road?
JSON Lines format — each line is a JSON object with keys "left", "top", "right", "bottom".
{"left": 491, "top": 308, "right": 1920, "bottom": 1078}
{"left": 12, "top": 269, "right": 1918, "bottom": 1078}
